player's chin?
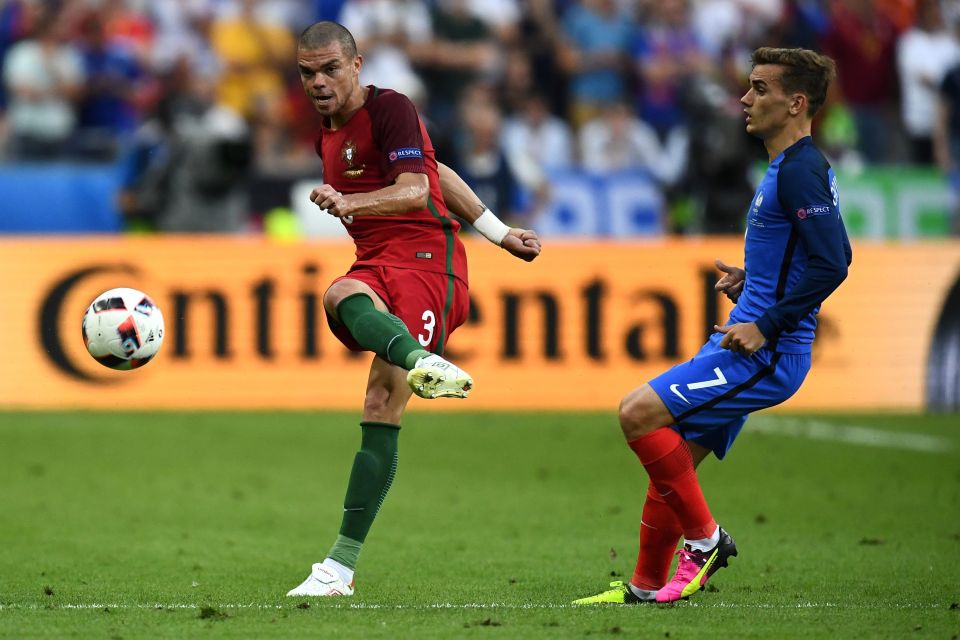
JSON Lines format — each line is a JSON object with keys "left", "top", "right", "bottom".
{"left": 313, "top": 99, "right": 336, "bottom": 114}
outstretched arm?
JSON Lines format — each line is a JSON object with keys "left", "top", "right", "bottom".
{"left": 437, "top": 161, "right": 541, "bottom": 262}
{"left": 436, "top": 161, "right": 485, "bottom": 225}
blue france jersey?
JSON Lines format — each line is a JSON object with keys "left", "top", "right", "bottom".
{"left": 728, "top": 137, "right": 852, "bottom": 354}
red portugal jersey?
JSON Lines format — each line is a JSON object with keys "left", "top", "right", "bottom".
{"left": 315, "top": 86, "right": 468, "bottom": 284}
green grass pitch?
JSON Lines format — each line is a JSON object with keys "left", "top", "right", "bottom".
{"left": 0, "top": 411, "right": 957, "bottom": 638}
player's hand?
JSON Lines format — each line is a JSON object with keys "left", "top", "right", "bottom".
{"left": 310, "top": 185, "right": 352, "bottom": 218}
{"left": 500, "top": 228, "right": 541, "bottom": 262}
{"left": 714, "top": 322, "right": 765, "bottom": 356}
{"left": 714, "top": 258, "right": 745, "bottom": 303}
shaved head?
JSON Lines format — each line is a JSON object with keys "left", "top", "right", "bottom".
{"left": 299, "top": 21, "right": 357, "bottom": 58}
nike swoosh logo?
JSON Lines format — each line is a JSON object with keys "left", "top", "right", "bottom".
{"left": 344, "top": 507, "right": 365, "bottom": 512}
{"left": 669, "top": 384, "right": 690, "bottom": 404}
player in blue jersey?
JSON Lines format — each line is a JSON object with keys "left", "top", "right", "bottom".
{"left": 574, "top": 47, "right": 852, "bottom": 605}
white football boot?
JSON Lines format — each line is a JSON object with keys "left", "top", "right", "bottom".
{"left": 406, "top": 354, "right": 473, "bottom": 399}
{"left": 286, "top": 562, "right": 354, "bottom": 597}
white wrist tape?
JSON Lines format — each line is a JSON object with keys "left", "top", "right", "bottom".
{"left": 473, "top": 208, "right": 510, "bottom": 245}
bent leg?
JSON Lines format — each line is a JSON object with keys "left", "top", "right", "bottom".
{"left": 324, "top": 278, "right": 430, "bottom": 370}
{"left": 620, "top": 383, "right": 717, "bottom": 542}
{"left": 631, "top": 442, "right": 712, "bottom": 591}
{"left": 324, "top": 278, "right": 389, "bottom": 318}
{"left": 619, "top": 383, "right": 674, "bottom": 440}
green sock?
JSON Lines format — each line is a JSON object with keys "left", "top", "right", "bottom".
{"left": 327, "top": 421, "right": 400, "bottom": 569}
{"left": 327, "top": 534, "right": 362, "bottom": 571}
{"left": 336, "top": 293, "right": 430, "bottom": 369}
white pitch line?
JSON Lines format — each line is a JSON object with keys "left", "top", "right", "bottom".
{"left": 0, "top": 602, "right": 950, "bottom": 611}
{"left": 747, "top": 417, "right": 954, "bottom": 454}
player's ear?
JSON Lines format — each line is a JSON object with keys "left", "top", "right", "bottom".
{"left": 789, "top": 93, "right": 807, "bottom": 117}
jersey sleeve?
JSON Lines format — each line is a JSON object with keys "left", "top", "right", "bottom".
{"left": 757, "top": 156, "right": 852, "bottom": 340}
{"left": 368, "top": 91, "right": 427, "bottom": 183}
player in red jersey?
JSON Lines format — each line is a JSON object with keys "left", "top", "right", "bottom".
{"left": 286, "top": 22, "right": 541, "bottom": 598}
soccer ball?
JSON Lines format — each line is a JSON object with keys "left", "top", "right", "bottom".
{"left": 82, "top": 288, "right": 165, "bottom": 370}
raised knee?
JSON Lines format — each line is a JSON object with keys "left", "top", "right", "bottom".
{"left": 618, "top": 393, "right": 658, "bottom": 440}
{"left": 618, "top": 396, "right": 642, "bottom": 439}
{"left": 323, "top": 283, "right": 356, "bottom": 316}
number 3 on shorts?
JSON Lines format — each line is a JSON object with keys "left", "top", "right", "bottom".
{"left": 418, "top": 310, "right": 436, "bottom": 347}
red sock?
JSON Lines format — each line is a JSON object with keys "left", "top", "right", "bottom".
{"left": 631, "top": 482, "right": 682, "bottom": 590}
{"left": 627, "top": 427, "right": 717, "bottom": 541}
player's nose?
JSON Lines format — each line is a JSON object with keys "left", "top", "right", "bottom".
{"left": 305, "top": 72, "right": 325, "bottom": 90}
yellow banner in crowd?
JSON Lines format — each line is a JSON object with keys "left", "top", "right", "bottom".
{"left": 0, "top": 237, "right": 957, "bottom": 411}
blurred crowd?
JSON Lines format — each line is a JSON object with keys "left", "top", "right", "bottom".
{"left": 2, "top": 0, "right": 959, "bottom": 234}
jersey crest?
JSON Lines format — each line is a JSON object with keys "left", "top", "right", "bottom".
{"left": 748, "top": 188, "right": 766, "bottom": 228}
{"left": 340, "top": 140, "right": 365, "bottom": 178}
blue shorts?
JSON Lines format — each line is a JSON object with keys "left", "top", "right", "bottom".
{"left": 648, "top": 334, "right": 810, "bottom": 459}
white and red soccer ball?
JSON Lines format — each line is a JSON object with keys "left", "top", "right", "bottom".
{"left": 81, "top": 288, "right": 165, "bottom": 370}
